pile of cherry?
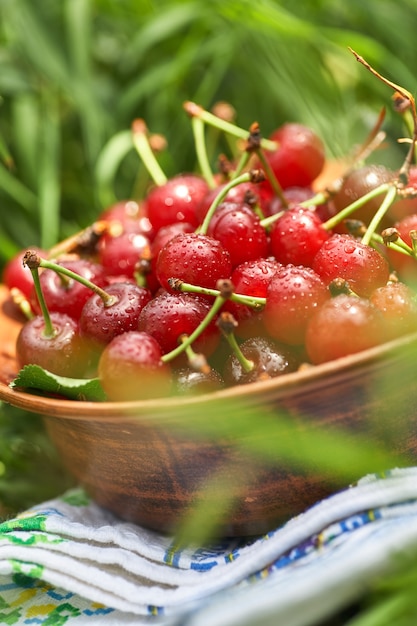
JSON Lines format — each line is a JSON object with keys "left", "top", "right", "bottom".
{"left": 4, "top": 108, "right": 417, "bottom": 402}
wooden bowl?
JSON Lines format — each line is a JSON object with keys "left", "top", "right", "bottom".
{"left": 1, "top": 283, "right": 417, "bottom": 536}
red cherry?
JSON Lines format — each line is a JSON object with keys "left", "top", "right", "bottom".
{"left": 156, "top": 232, "right": 233, "bottom": 292}
{"left": 98, "top": 331, "right": 172, "bottom": 401}
{"left": 98, "top": 231, "right": 151, "bottom": 279}
{"left": 80, "top": 282, "right": 152, "bottom": 346}
{"left": 16, "top": 312, "right": 91, "bottom": 378}
{"left": 370, "top": 281, "right": 417, "bottom": 340}
{"left": 312, "top": 233, "right": 390, "bottom": 297}
{"left": 3, "top": 247, "right": 48, "bottom": 299}
{"left": 225, "top": 258, "right": 282, "bottom": 338}
{"left": 29, "top": 258, "right": 108, "bottom": 320}
{"left": 143, "top": 221, "right": 195, "bottom": 293}
{"left": 206, "top": 202, "right": 269, "bottom": 267}
{"left": 305, "top": 294, "right": 384, "bottom": 364}
{"left": 389, "top": 166, "right": 417, "bottom": 221}
{"left": 269, "top": 206, "right": 330, "bottom": 267}
{"left": 263, "top": 265, "right": 329, "bottom": 345}
{"left": 145, "top": 174, "right": 209, "bottom": 230}
{"left": 386, "top": 213, "right": 417, "bottom": 284}
{"left": 138, "top": 291, "right": 219, "bottom": 358}
{"left": 99, "top": 199, "right": 155, "bottom": 239}
{"left": 262, "top": 123, "right": 326, "bottom": 190}
{"left": 196, "top": 181, "right": 261, "bottom": 223}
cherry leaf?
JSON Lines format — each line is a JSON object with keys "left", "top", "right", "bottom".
{"left": 10, "top": 365, "right": 107, "bottom": 402}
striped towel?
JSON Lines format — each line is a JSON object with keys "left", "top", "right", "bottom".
{"left": 1, "top": 467, "right": 417, "bottom": 625}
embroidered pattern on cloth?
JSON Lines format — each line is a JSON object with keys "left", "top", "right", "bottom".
{"left": 1, "top": 468, "right": 417, "bottom": 625}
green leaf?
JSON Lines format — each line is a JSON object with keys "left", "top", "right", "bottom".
{"left": 10, "top": 365, "right": 107, "bottom": 402}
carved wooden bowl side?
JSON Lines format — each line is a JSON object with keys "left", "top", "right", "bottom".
{"left": 1, "top": 285, "right": 417, "bottom": 536}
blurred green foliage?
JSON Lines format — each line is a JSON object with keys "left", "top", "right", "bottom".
{"left": 0, "top": 0, "right": 416, "bottom": 258}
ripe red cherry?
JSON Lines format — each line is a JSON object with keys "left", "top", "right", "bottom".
{"left": 225, "top": 258, "right": 282, "bottom": 338}
{"left": 263, "top": 265, "right": 329, "bottom": 345}
{"left": 389, "top": 165, "right": 417, "bottom": 221}
{"left": 3, "top": 247, "right": 48, "bottom": 299}
{"left": 262, "top": 123, "right": 326, "bottom": 190}
{"left": 16, "top": 312, "right": 91, "bottom": 378}
{"left": 99, "top": 199, "right": 155, "bottom": 238}
{"left": 80, "top": 282, "right": 152, "bottom": 346}
{"left": 138, "top": 291, "right": 219, "bottom": 358}
{"left": 305, "top": 294, "right": 384, "bottom": 364}
{"left": 370, "top": 281, "right": 417, "bottom": 340}
{"left": 145, "top": 174, "right": 209, "bottom": 230}
{"left": 206, "top": 202, "right": 269, "bottom": 267}
{"left": 145, "top": 221, "right": 195, "bottom": 292}
{"left": 269, "top": 206, "right": 330, "bottom": 267}
{"left": 156, "top": 232, "right": 233, "bottom": 292}
{"left": 29, "top": 258, "right": 108, "bottom": 320}
{"left": 312, "top": 233, "right": 390, "bottom": 297}
{"left": 196, "top": 181, "right": 261, "bottom": 223}
{"left": 98, "top": 230, "right": 151, "bottom": 279}
{"left": 385, "top": 213, "right": 417, "bottom": 284}
{"left": 98, "top": 331, "right": 172, "bottom": 401}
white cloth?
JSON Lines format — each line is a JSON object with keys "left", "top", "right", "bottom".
{"left": 1, "top": 468, "right": 417, "bottom": 625}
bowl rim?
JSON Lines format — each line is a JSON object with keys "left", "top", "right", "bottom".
{"left": 1, "top": 283, "right": 417, "bottom": 422}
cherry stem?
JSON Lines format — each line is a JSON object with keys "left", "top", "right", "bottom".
{"left": 259, "top": 190, "right": 328, "bottom": 230}
{"left": 168, "top": 278, "right": 266, "bottom": 309}
{"left": 161, "top": 294, "right": 226, "bottom": 363}
{"left": 33, "top": 253, "right": 118, "bottom": 307}
{"left": 361, "top": 184, "right": 397, "bottom": 246}
{"left": 349, "top": 48, "right": 417, "bottom": 183}
{"left": 183, "top": 101, "right": 278, "bottom": 151}
{"left": 232, "top": 150, "right": 251, "bottom": 178}
{"left": 254, "top": 148, "right": 288, "bottom": 207}
{"left": 179, "top": 336, "right": 211, "bottom": 374}
{"left": 191, "top": 116, "right": 216, "bottom": 189}
{"left": 322, "top": 182, "right": 391, "bottom": 231}
{"left": 377, "top": 229, "right": 417, "bottom": 257}
{"left": 217, "top": 312, "right": 254, "bottom": 373}
{"left": 48, "top": 221, "right": 108, "bottom": 259}
{"left": 23, "top": 252, "right": 56, "bottom": 338}
{"left": 198, "top": 170, "right": 264, "bottom": 235}
{"left": 131, "top": 119, "right": 168, "bottom": 187}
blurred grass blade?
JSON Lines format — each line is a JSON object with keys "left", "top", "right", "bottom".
{"left": 95, "top": 130, "right": 134, "bottom": 207}
{"left": 120, "top": 2, "right": 204, "bottom": 73}
{"left": 10, "top": 93, "right": 40, "bottom": 189}
{"left": 64, "top": 0, "right": 107, "bottom": 165}
{"left": 38, "top": 92, "right": 61, "bottom": 249}
{"left": 0, "top": 163, "right": 37, "bottom": 212}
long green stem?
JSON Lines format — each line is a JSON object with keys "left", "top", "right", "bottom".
{"left": 198, "top": 171, "right": 253, "bottom": 235}
{"left": 183, "top": 101, "right": 278, "bottom": 151}
{"left": 361, "top": 184, "right": 397, "bottom": 246}
{"left": 28, "top": 266, "right": 55, "bottom": 338}
{"left": 191, "top": 116, "right": 216, "bottom": 189}
{"left": 169, "top": 279, "right": 265, "bottom": 309}
{"left": 161, "top": 295, "right": 226, "bottom": 363}
{"left": 131, "top": 119, "right": 167, "bottom": 187}
{"left": 37, "top": 256, "right": 118, "bottom": 306}
{"left": 221, "top": 326, "right": 254, "bottom": 373}
{"left": 323, "top": 183, "right": 391, "bottom": 231}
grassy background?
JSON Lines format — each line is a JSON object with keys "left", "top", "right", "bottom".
{"left": 1, "top": 1, "right": 417, "bottom": 623}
